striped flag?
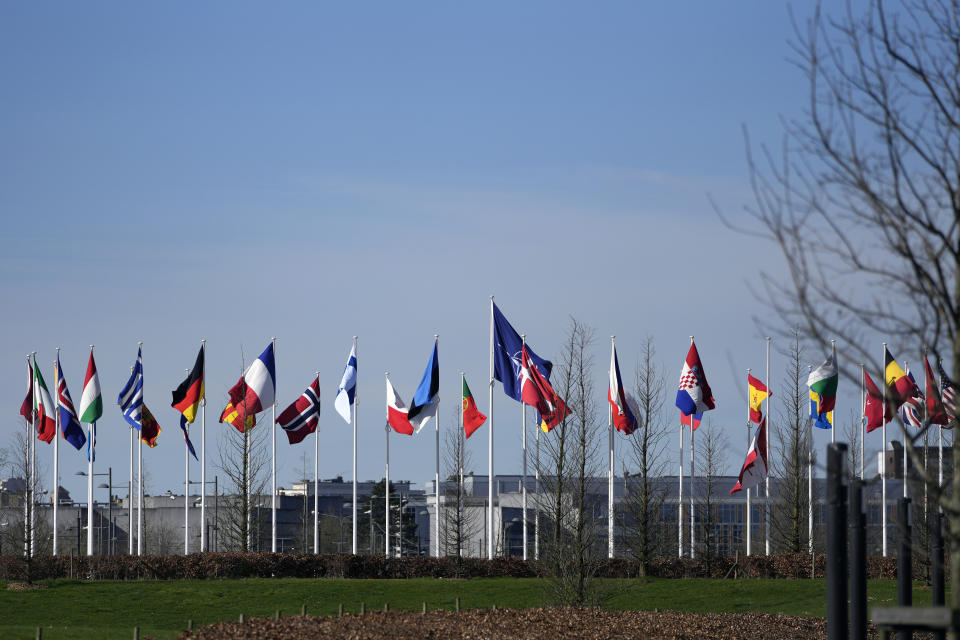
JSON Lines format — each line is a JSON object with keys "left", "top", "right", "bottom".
{"left": 219, "top": 343, "right": 275, "bottom": 433}
{"left": 33, "top": 356, "right": 56, "bottom": 443}
{"left": 19, "top": 359, "right": 33, "bottom": 424}
{"left": 939, "top": 360, "right": 958, "bottom": 425}
{"left": 925, "top": 356, "right": 949, "bottom": 426}
{"left": 78, "top": 350, "right": 103, "bottom": 424}
{"left": 118, "top": 346, "right": 143, "bottom": 430}
{"left": 276, "top": 377, "right": 321, "bottom": 445}
{"left": 55, "top": 357, "right": 86, "bottom": 451}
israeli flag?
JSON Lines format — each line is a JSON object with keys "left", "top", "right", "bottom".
{"left": 334, "top": 343, "right": 357, "bottom": 423}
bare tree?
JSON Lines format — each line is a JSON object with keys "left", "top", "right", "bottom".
{"left": 772, "top": 332, "right": 810, "bottom": 553}
{"left": 623, "top": 336, "right": 670, "bottom": 571}
{"left": 440, "top": 409, "right": 480, "bottom": 567}
{"left": 724, "top": 0, "right": 960, "bottom": 611}
{"left": 696, "top": 420, "right": 728, "bottom": 567}
{"left": 217, "top": 414, "right": 268, "bottom": 552}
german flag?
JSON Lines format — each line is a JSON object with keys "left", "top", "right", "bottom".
{"left": 172, "top": 345, "right": 204, "bottom": 424}
{"left": 141, "top": 404, "right": 162, "bottom": 447}
{"left": 885, "top": 348, "right": 918, "bottom": 403}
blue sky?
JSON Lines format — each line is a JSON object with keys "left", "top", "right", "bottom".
{"left": 1, "top": 2, "right": 865, "bottom": 502}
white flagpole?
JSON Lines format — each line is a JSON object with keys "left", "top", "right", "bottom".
{"left": 903, "top": 359, "right": 910, "bottom": 500}
{"left": 488, "top": 295, "right": 495, "bottom": 560}
{"left": 129, "top": 417, "right": 134, "bottom": 556}
{"left": 882, "top": 342, "right": 888, "bottom": 557}
{"left": 314, "top": 372, "right": 320, "bottom": 554}
{"left": 385, "top": 372, "right": 391, "bottom": 557}
{"left": 184, "top": 367, "right": 191, "bottom": 556}
{"left": 689, "top": 399, "right": 695, "bottom": 558}
{"left": 534, "top": 409, "right": 540, "bottom": 561}
{"left": 459, "top": 371, "right": 465, "bottom": 558}
{"left": 521, "top": 334, "right": 529, "bottom": 562}
{"left": 807, "top": 364, "right": 814, "bottom": 555}
{"left": 746, "top": 367, "right": 752, "bottom": 557}
{"left": 434, "top": 334, "right": 441, "bottom": 559}
{"left": 352, "top": 336, "right": 359, "bottom": 555}
{"left": 30, "top": 352, "right": 37, "bottom": 558}
{"left": 678, "top": 417, "right": 683, "bottom": 558}
{"left": 271, "top": 337, "right": 277, "bottom": 553}
{"left": 24, "top": 354, "right": 31, "bottom": 559}
{"left": 137, "top": 341, "right": 144, "bottom": 556}
{"left": 765, "top": 337, "right": 772, "bottom": 556}
{"left": 608, "top": 336, "right": 615, "bottom": 559}
{"left": 200, "top": 339, "right": 207, "bottom": 553}
{"left": 860, "top": 363, "right": 866, "bottom": 480}
{"left": 939, "top": 358, "right": 944, "bottom": 488}
{"left": 53, "top": 351, "right": 60, "bottom": 557}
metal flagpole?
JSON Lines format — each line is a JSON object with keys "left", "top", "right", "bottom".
{"left": 315, "top": 372, "right": 320, "bottom": 554}
{"left": 185, "top": 367, "right": 190, "bottom": 556}
{"left": 903, "top": 359, "right": 909, "bottom": 500}
{"left": 831, "top": 342, "right": 837, "bottom": 445}
{"left": 522, "top": 334, "right": 529, "bottom": 562}
{"left": 434, "top": 334, "right": 441, "bottom": 559}
{"left": 30, "top": 352, "right": 36, "bottom": 558}
{"left": 459, "top": 371, "right": 466, "bottom": 558}
{"left": 271, "top": 337, "right": 277, "bottom": 553}
{"left": 678, "top": 417, "right": 684, "bottom": 558}
{"left": 129, "top": 412, "right": 134, "bottom": 556}
{"left": 488, "top": 295, "right": 495, "bottom": 560}
{"left": 385, "top": 372, "right": 391, "bottom": 557}
{"left": 352, "top": 336, "right": 359, "bottom": 555}
{"left": 53, "top": 351, "right": 60, "bottom": 557}
{"left": 765, "top": 337, "right": 772, "bottom": 556}
{"left": 200, "top": 339, "right": 207, "bottom": 553}
{"left": 746, "top": 367, "right": 752, "bottom": 557}
{"left": 939, "top": 359, "right": 944, "bottom": 488}
{"left": 689, "top": 336, "right": 695, "bottom": 560}
{"left": 608, "top": 336, "right": 615, "bottom": 559}
{"left": 882, "top": 342, "right": 888, "bottom": 557}
{"left": 808, "top": 364, "right": 814, "bottom": 554}
{"left": 137, "top": 341, "right": 144, "bottom": 556}
{"left": 23, "top": 354, "right": 31, "bottom": 559}
{"left": 860, "top": 363, "right": 866, "bottom": 480}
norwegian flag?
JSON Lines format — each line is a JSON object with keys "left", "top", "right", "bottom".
{"left": 276, "top": 377, "right": 321, "bottom": 445}
{"left": 675, "top": 339, "right": 715, "bottom": 416}
{"left": 939, "top": 360, "right": 958, "bottom": 425}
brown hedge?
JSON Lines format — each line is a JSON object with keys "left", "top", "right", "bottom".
{"left": 0, "top": 552, "right": 926, "bottom": 582}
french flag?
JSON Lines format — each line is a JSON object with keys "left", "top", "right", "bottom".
{"left": 675, "top": 339, "right": 715, "bottom": 416}
{"left": 223, "top": 342, "right": 276, "bottom": 428}
{"left": 386, "top": 377, "right": 414, "bottom": 435}
{"left": 277, "top": 377, "right": 321, "bottom": 445}
{"left": 608, "top": 345, "right": 638, "bottom": 435}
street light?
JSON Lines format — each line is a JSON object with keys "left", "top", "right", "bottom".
{"left": 77, "top": 467, "right": 114, "bottom": 555}
{"left": 189, "top": 476, "right": 219, "bottom": 552}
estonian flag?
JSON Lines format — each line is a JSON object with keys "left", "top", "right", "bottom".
{"left": 407, "top": 338, "right": 439, "bottom": 433}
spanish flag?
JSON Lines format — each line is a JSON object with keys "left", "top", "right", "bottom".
{"left": 747, "top": 374, "right": 768, "bottom": 423}
{"left": 141, "top": 405, "right": 162, "bottom": 447}
{"left": 885, "top": 348, "right": 918, "bottom": 403}
{"left": 220, "top": 400, "right": 256, "bottom": 432}
{"left": 172, "top": 345, "right": 204, "bottom": 424}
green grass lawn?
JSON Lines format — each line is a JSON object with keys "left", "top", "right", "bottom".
{"left": 0, "top": 577, "right": 941, "bottom": 640}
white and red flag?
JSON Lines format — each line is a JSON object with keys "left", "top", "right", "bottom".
{"left": 520, "top": 345, "right": 569, "bottom": 432}
{"left": 730, "top": 417, "right": 768, "bottom": 495}
{"left": 608, "top": 345, "right": 637, "bottom": 435}
{"left": 276, "top": 377, "right": 321, "bottom": 445}
{"left": 19, "top": 358, "right": 33, "bottom": 424}
{"left": 386, "top": 378, "right": 414, "bottom": 435}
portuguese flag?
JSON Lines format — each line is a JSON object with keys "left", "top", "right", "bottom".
{"left": 171, "top": 344, "right": 204, "bottom": 424}
{"left": 462, "top": 377, "right": 487, "bottom": 439}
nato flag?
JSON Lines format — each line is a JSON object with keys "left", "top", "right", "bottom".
{"left": 493, "top": 302, "right": 552, "bottom": 402}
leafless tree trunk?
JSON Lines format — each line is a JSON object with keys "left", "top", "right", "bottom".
{"left": 696, "top": 421, "right": 727, "bottom": 567}
{"left": 217, "top": 415, "right": 268, "bottom": 552}
{"left": 724, "top": 0, "right": 960, "bottom": 615}
{"left": 772, "top": 332, "right": 810, "bottom": 554}
{"left": 441, "top": 410, "right": 479, "bottom": 568}
{"left": 624, "top": 336, "right": 670, "bottom": 571}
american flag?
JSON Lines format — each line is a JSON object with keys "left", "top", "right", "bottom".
{"left": 939, "top": 360, "right": 958, "bottom": 423}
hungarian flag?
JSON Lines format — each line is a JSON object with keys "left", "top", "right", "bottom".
{"left": 386, "top": 378, "right": 414, "bottom": 435}
{"left": 731, "top": 417, "right": 768, "bottom": 495}
{"left": 55, "top": 357, "right": 87, "bottom": 450}
{"left": 864, "top": 369, "right": 893, "bottom": 433}
{"left": 462, "top": 377, "right": 486, "bottom": 439}
{"left": 885, "top": 349, "right": 918, "bottom": 404}
{"left": 276, "top": 377, "right": 321, "bottom": 445}
{"left": 33, "top": 356, "right": 56, "bottom": 443}
{"left": 172, "top": 345, "right": 204, "bottom": 424}
{"left": 747, "top": 374, "right": 768, "bottom": 424}
{"left": 675, "top": 340, "right": 715, "bottom": 416}
{"left": 141, "top": 405, "right": 161, "bottom": 447}
{"left": 609, "top": 345, "right": 638, "bottom": 435}
{"left": 925, "top": 356, "right": 949, "bottom": 425}
{"left": 78, "top": 349, "right": 103, "bottom": 424}
{"left": 520, "top": 345, "right": 569, "bottom": 432}
{"left": 220, "top": 343, "right": 276, "bottom": 433}
{"left": 20, "top": 358, "right": 33, "bottom": 424}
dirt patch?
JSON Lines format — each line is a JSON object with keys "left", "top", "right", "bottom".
{"left": 5, "top": 582, "right": 49, "bottom": 591}
{"left": 179, "top": 608, "right": 847, "bottom": 639}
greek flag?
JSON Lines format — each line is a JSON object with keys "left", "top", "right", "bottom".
{"left": 118, "top": 346, "right": 143, "bottom": 430}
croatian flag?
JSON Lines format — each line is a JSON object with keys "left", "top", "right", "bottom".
{"left": 407, "top": 339, "right": 439, "bottom": 434}
{"left": 386, "top": 377, "right": 414, "bottom": 435}
{"left": 608, "top": 345, "right": 638, "bottom": 435}
{"left": 277, "top": 377, "right": 321, "bottom": 445}
{"left": 675, "top": 339, "right": 715, "bottom": 416}
{"left": 334, "top": 342, "right": 357, "bottom": 424}
{"left": 220, "top": 342, "right": 276, "bottom": 430}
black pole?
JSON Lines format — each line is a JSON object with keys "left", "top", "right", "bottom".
{"left": 826, "top": 443, "right": 848, "bottom": 640}
{"left": 931, "top": 509, "right": 945, "bottom": 640}
{"left": 849, "top": 479, "right": 866, "bottom": 640}
{"left": 897, "top": 496, "right": 912, "bottom": 640}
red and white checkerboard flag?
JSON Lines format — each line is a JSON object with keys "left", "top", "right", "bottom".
{"left": 675, "top": 339, "right": 715, "bottom": 416}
